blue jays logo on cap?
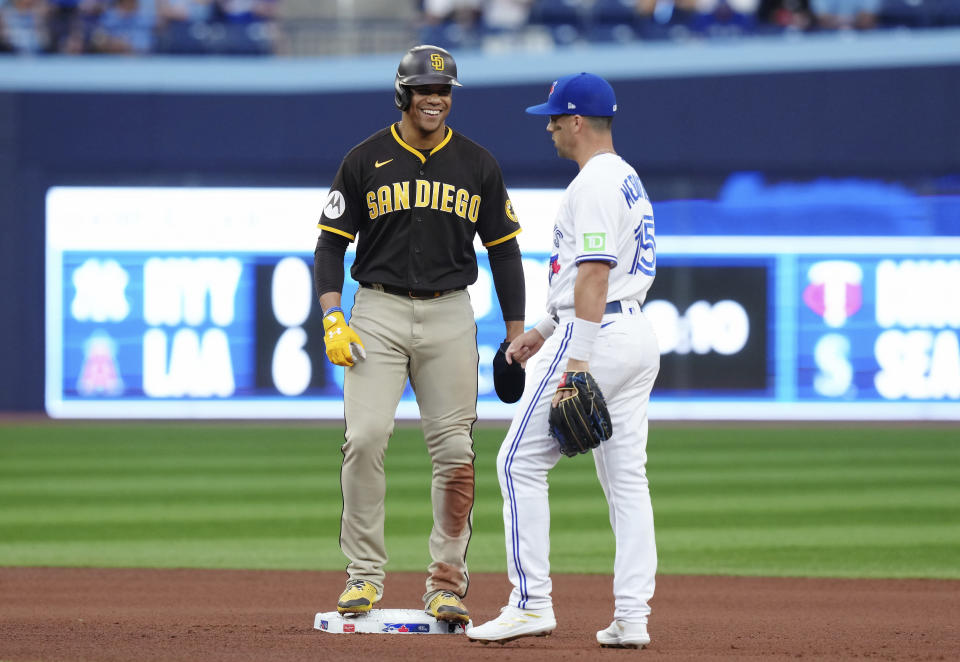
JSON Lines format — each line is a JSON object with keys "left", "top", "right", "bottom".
{"left": 526, "top": 72, "right": 617, "bottom": 117}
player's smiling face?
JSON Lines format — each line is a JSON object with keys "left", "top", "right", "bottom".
{"left": 406, "top": 84, "right": 452, "bottom": 134}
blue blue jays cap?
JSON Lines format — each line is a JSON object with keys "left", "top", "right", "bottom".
{"left": 525, "top": 72, "right": 617, "bottom": 117}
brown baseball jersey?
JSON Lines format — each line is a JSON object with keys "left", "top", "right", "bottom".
{"left": 318, "top": 123, "right": 522, "bottom": 292}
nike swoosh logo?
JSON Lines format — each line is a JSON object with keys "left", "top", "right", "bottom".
{"left": 375, "top": 159, "right": 393, "bottom": 168}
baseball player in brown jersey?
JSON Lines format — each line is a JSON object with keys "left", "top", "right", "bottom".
{"left": 313, "top": 45, "right": 526, "bottom": 624}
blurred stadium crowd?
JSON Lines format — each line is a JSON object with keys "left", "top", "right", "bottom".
{"left": 0, "top": 0, "right": 958, "bottom": 57}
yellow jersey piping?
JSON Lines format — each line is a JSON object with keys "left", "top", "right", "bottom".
{"left": 391, "top": 124, "right": 452, "bottom": 164}
{"left": 319, "top": 224, "right": 355, "bottom": 241}
{"left": 483, "top": 228, "right": 522, "bottom": 247}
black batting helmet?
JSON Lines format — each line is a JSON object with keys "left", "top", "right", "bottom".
{"left": 394, "top": 44, "right": 462, "bottom": 111}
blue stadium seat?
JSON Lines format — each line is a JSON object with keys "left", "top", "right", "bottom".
{"left": 529, "top": 0, "right": 589, "bottom": 46}
{"left": 633, "top": 5, "right": 701, "bottom": 42}
{"left": 419, "top": 21, "right": 480, "bottom": 51}
{"left": 684, "top": 2, "right": 756, "bottom": 38}
{"left": 205, "top": 24, "right": 273, "bottom": 55}
{"left": 878, "top": 0, "right": 932, "bottom": 27}
{"left": 932, "top": 0, "right": 960, "bottom": 26}
{"left": 588, "top": 0, "right": 639, "bottom": 43}
{"left": 877, "top": 0, "right": 960, "bottom": 27}
{"left": 155, "top": 23, "right": 209, "bottom": 55}
{"left": 155, "top": 21, "right": 273, "bottom": 55}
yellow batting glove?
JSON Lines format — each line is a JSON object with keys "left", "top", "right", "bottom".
{"left": 322, "top": 307, "right": 367, "bottom": 367}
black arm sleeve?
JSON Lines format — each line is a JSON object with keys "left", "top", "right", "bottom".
{"left": 486, "top": 237, "right": 525, "bottom": 322}
{"left": 314, "top": 231, "right": 350, "bottom": 300}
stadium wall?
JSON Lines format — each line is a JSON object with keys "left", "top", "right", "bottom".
{"left": 2, "top": 32, "right": 959, "bottom": 412}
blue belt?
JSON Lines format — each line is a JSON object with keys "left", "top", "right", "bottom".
{"left": 553, "top": 301, "right": 624, "bottom": 323}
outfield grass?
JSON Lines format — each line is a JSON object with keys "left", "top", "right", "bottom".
{"left": 0, "top": 422, "right": 957, "bottom": 579}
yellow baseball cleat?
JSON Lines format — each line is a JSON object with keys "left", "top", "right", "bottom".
{"left": 337, "top": 580, "right": 381, "bottom": 614}
{"left": 426, "top": 591, "right": 470, "bottom": 624}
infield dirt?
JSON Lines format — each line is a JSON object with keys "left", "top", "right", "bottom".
{"left": 1, "top": 567, "right": 957, "bottom": 661}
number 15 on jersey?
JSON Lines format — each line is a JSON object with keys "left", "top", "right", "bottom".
{"left": 632, "top": 215, "right": 656, "bottom": 277}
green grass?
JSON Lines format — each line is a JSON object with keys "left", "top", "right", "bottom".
{"left": 0, "top": 422, "right": 957, "bottom": 579}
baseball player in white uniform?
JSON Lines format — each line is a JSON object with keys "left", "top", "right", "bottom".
{"left": 467, "top": 73, "right": 660, "bottom": 648}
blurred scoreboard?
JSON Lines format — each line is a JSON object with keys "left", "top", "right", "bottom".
{"left": 46, "top": 188, "right": 960, "bottom": 420}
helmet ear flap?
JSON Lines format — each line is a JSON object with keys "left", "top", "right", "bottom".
{"left": 394, "top": 75, "right": 410, "bottom": 111}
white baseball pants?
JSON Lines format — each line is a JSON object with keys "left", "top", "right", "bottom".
{"left": 496, "top": 302, "right": 660, "bottom": 623}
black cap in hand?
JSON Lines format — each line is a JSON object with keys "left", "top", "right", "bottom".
{"left": 493, "top": 341, "right": 525, "bottom": 404}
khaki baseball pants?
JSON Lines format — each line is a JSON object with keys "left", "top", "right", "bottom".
{"left": 339, "top": 286, "right": 478, "bottom": 604}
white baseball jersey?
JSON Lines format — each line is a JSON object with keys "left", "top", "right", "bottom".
{"left": 546, "top": 153, "right": 655, "bottom": 318}
{"left": 493, "top": 151, "right": 661, "bottom": 627}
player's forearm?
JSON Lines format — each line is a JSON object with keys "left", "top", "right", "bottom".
{"left": 573, "top": 261, "right": 610, "bottom": 323}
{"left": 314, "top": 231, "right": 349, "bottom": 307}
{"left": 565, "top": 261, "right": 611, "bottom": 371}
{"left": 487, "top": 238, "right": 525, "bottom": 323}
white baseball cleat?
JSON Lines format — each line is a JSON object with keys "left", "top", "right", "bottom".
{"left": 596, "top": 620, "right": 650, "bottom": 648}
{"left": 466, "top": 605, "right": 556, "bottom": 644}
